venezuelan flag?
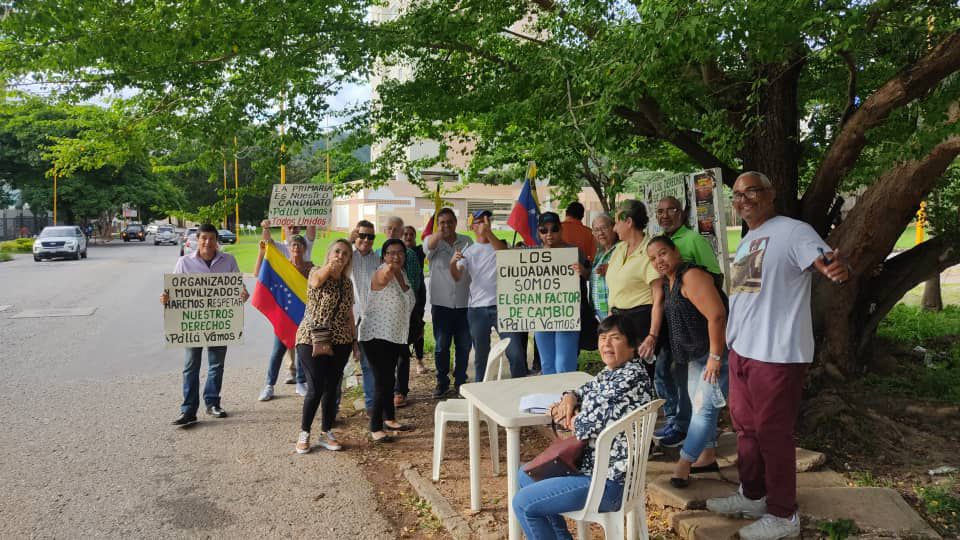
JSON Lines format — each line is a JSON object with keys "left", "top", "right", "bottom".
{"left": 251, "top": 243, "right": 308, "bottom": 349}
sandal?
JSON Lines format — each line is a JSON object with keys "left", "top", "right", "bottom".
{"left": 415, "top": 361, "right": 427, "bottom": 374}
{"left": 670, "top": 477, "right": 690, "bottom": 489}
{"left": 369, "top": 433, "right": 395, "bottom": 444}
{"left": 690, "top": 461, "right": 720, "bottom": 474}
{"left": 385, "top": 422, "right": 413, "bottom": 432}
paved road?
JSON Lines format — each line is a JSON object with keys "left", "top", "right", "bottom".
{"left": 0, "top": 241, "right": 394, "bottom": 538}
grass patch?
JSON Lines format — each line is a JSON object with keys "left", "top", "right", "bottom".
{"left": 849, "top": 471, "right": 892, "bottom": 488}
{"left": 0, "top": 238, "right": 34, "bottom": 253}
{"left": 0, "top": 251, "right": 12, "bottom": 262}
{"left": 877, "top": 305, "right": 960, "bottom": 347}
{"left": 863, "top": 304, "right": 960, "bottom": 404}
{"left": 916, "top": 480, "right": 960, "bottom": 517}
{"left": 224, "top": 228, "right": 516, "bottom": 274}
{"left": 725, "top": 224, "right": 919, "bottom": 253}
{"left": 400, "top": 493, "right": 444, "bottom": 533}
{"left": 817, "top": 518, "right": 858, "bottom": 540}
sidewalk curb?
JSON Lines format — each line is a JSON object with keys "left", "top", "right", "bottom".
{"left": 398, "top": 461, "right": 474, "bottom": 540}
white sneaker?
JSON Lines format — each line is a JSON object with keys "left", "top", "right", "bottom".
{"left": 316, "top": 431, "right": 342, "bottom": 451}
{"left": 295, "top": 382, "right": 307, "bottom": 396}
{"left": 706, "top": 487, "right": 767, "bottom": 519}
{"left": 258, "top": 385, "right": 274, "bottom": 401}
{"left": 295, "top": 431, "right": 311, "bottom": 454}
{"left": 738, "top": 513, "right": 800, "bottom": 540}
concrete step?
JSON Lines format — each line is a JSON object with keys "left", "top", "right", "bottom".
{"left": 685, "top": 432, "right": 826, "bottom": 472}
{"left": 797, "top": 487, "right": 940, "bottom": 539}
{"left": 669, "top": 511, "right": 752, "bottom": 540}
{"left": 648, "top": 469, "right": 847, "bottom": 511}
{"left": 656, "top": 486, "right": 941, "bottom": 540}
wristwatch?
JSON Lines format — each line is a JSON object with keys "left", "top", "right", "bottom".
{"left": 708, "top": 353, "right": 721, "bottom": 362}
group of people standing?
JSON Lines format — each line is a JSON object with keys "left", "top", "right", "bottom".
{"left": 513, "top": 171, "right": 849, "bottom": 540}
{"left": 162, "top": 170, "right": 849, "bottom": 540}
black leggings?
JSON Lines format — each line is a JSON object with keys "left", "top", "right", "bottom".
{"left": 297, "top": 343, "right": 351, "bottom": 433}
{"left": 360, "top": 339, "right": 402, "bottom": 432}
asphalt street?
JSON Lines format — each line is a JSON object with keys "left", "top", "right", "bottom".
{"left": 0, "top": 240, "right": 394, "bottom": 538}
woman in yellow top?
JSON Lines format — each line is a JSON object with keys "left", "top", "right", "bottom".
{"left": 605, "top": 199, "right": 664, "bottom": 377}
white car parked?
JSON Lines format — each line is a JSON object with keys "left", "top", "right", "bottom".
{"left": 33, "top": 226, "right": 88, "bottom": 261}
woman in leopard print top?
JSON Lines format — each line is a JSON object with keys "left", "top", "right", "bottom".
{"left": 294, "top": 239, "right": 358, "bottom": 454}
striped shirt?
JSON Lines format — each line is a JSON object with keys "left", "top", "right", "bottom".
{"left": 590, "top": 244, "right": 616, "bottom": 319}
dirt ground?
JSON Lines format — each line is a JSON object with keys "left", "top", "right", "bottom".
{"left": 331, "top": 351, "right": 957, "bottom": 539}
{"left": 331, "top": 360, "right": 682, "bottom": 539}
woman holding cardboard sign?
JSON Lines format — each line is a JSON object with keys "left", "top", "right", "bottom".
{"left": 534, "top": 212, "right": 589, "bottom": 374}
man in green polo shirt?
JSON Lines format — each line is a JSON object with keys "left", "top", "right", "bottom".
{"left": 652, "top": 196, "right": 723, "bottom": 447}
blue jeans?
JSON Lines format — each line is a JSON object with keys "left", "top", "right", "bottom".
{"left": 513, "top": 468, "right": 623, "bottom": 540}
{"left": 534, "top": 331, "right": 580, "bottom": 374}
{"left": 181, "top": 346, "right": 227, "bottom": 415}
{"left": 680, "top": 352, "right": 729, "bottom": 463}
{"left": 265, "top": 336, "right": 305, "bottom": 386}
{"left": 467, "top": 305, "right": 528, "bottom": 380}
{"left": 432, "top": 306, "right": 471, "bottom": 388}
{"left": 359, "top": 349, "right": 376, "bottom": 412}
{"left": 654, "top": 347, "right": 691, "bottom": 432}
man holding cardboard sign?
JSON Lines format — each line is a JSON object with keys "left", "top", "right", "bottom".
{"left": 161, "top": 224, "right": 249, "bottom": 427}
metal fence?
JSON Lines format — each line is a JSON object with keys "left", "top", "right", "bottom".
{"left": 1, "top": 210, "right": 53, "bottom": 240}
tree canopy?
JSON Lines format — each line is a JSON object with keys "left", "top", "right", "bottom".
{"left": 2, "top": 0, "right": 959, "bottom": 372}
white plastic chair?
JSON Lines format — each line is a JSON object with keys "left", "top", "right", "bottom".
{"left": 562, "top": 399, "right": 665, "bottom": 540}
{"left": 431, "top": 338, "right": 511, "bottom": 481}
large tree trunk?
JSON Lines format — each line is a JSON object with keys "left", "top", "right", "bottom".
{"left": 922, "top": 276, "right": 943, "bottom": 312}
{"left": 812, "top": 137, "right": 960, "bottom": 375}
{"left": 739, "top": 60, "right": 804, "bottom": 218}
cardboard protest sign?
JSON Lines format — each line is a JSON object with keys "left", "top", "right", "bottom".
{"left": 642, "top": 168, "right": 731, "bottom": 290}
{"left": 496, "top": 247, "right": 581, "bottom": 332}
{"left": 163, "top": 273, "right": 244, "bottom": 348}
{"left": 267, "top": 183, "right": 334, "bottom": 228}
{"left": 643, "top": 173, "right": 697, "bottom": 236}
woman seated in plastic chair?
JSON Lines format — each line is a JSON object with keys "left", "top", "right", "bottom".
{"left": 646, "top": 236, "right": 729, "bottom": 488}
{"left": 512, "top": 313, "right": 655, "bottom": 540}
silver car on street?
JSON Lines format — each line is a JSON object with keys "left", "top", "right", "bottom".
{"left": 33, "top": 226, "right": 88, "bottom": 261}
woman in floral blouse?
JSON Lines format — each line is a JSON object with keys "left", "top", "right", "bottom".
{"left": 513, "top": 313, "right": 655, "bottom": 539}
{"left": 294, "top": 239, "right": 358, "bottom": 454}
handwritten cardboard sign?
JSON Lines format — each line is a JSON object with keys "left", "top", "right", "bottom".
{"left": 267, "top": 183, "right": 334, "bottom": 228}
{"left": 163, "top": 273, "right": 244, "bottom": 348}
{"left": 496, "top": 248, "right": 581, "bottom": 332}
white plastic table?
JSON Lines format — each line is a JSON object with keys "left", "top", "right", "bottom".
{"left": 459, "top": 371, "right": 594, "bottom": 540}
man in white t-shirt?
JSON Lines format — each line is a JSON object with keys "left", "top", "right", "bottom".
{"left": 451, "top": 210, "right": 528, "bottom": 381}
{"left": 706, "top": 172, "right": 849, "bottom": 540}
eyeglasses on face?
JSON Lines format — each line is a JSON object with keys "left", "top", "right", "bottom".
{"left": 357, "top": 233, "right": 375, "bottom": 241}
{"left": 384, "top": 250, "right": 405, "bottom": 257}
{"left": 732, "top": 187, "right": 766, "bottom": 202}
{"left": 655, "top": 208, "right": 680, "bottom": 216}
{"left": 538, "top": 227, "right": 559, "bottom": 234}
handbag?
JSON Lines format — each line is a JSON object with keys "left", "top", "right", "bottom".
{"left": 311, "top": 281, "right": 343, "bottom": 357}
{"left": 522, "top": 420, "right": 588, "bottom": 481}
{"left": 578, "top": 279, "right": 598, "bottom": 351}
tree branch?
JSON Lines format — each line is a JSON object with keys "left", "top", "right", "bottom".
{"left": 500, "top": 27, "right": 548, "bottom": 46}
{"left": 801, "top": 28, "right": 960, "bottom": 232}
{"left": 527, "top": 0, "right": 599, "bottom": 40}
{"left": 837, "top": 50, "right": 857, "bottom": 127}
{"left": 828, "top": 135, "right": 960, "bottom": 274}
{"left": 614, "top": 97, "right": 740, "bottom": 186}
{"left": 422, "top": 41, "right": 521, "bottom": 72}
{"left": 854, "top": 235, "right": 960, "bottom": 357}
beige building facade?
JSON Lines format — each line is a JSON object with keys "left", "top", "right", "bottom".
{"left": 332, "top": 178, "right": 608, "bottom": 234}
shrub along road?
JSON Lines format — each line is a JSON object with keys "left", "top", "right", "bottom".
{"left": 0, "top": 242, "right": 394, "bottom": 538}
